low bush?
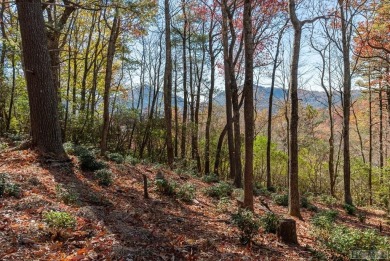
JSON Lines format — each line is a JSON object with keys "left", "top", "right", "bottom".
{"left": 319, "top": 194, "right": 338, "bottom": 206}
{"left": 204, "top": 182, "right": 233, "bottom": 199}
{"left": 55, "top": 184, "right": 79, "bottom": 205}
{"left": 202, "top": 173, "right": 219, "bottom": 183}
{"left": 343, "top": 204, "right": 356, "bottom": 215}
{"left": 324, "top": 226, "right": 390, "bottom": 256}
{"left": 272, "top": 193, "right": 288, "bottom": 207}
{"left": 125, "top": 155, "right": 140, "bottom": 165}
{"left": 231, "top": 209, "right": 260, "bottom": 245}
{"left": 311, "top": 210, "right": 338, "bottom": 229}
{"left": 0, "top": 174, "right": 22, "bottom": 198}
{"left": 177, "top": 183, "right": 196, "bottom": 202}
{"left": 43, "top": 211, "right": 76, "bottom": 229}
{"left": 155, "top": 178, "right": 176, "bottom": 196}
{"left": 259, "top": 212, "right": 279, "bottom": 234}
{"left": 95, "top": 169, "right": 113, "bottom": 186}
{"left": 77, "top": 147, "right": 107, "bottom": 171}
{"left": 106, "top": 152, "right": 124, "bottom": 164}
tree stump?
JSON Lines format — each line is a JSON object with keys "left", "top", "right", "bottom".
{"left": 277, "top": 218, "right": 298, "bottom": 244}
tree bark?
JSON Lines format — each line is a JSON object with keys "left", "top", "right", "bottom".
{"left": 243, "top": 0, "right": 254, "bottom": 210}
{"left": 16, "top": 0, "right": 66, "bottom": 159}
{"left": 101, "top": 10, "right": 120, "bottom": 155}
{"left": 164, "top": 0, "right": 174, "bottom": 167}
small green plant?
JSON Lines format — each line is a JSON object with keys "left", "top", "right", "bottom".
{"left": 177, "top": 183, "right": 196, "bottom": 202}
{"left": 319, "top": 194, "right": 338, "bottom": 206}
{"left": 343, "top": 204, "right": 356, "bottom": 215}
{"left": 324, "top": 226, "right": 390, "bottom": 256}
{"left": 106, "top": 152, "right": 124, "bottom": 164}
{"left": 217, "top": 197, "right": 230, "bottom": 213}
{"left": 259, "top": 212, "right": 279, "bottom": 234}
{"left": 307, "top": 204, "right": 319, "bottom": 212}
{"left": 55, "top": 185, "right": 79, "bottom": 205}
{"left": 301, "top": 196, "right": 309, "bottom": 208}
{"left": 0, "top": 142, "right": 8, "bottom": 151}
{"left": 231, "top": 209, "right": 260, "bottom": 245}
{"left": 95, "top": 169, "right": 113, "bottom": 186}
{"left": 6, "top": 183, "right": 22, "bottom": 198}
{"left": 202, "top": 173, "right": 219, "bottom": 183}
{"left": 204, "top": 182, "right": 233, "bottom": 199}
{"left": 75, "top": 146, "right": 107, "bottom": 171}
{"left": 124, "top": 155, "right": 140, "bottom": 165}
{"left": 311, "top": 210, "right": 338, "bottom": 229}
{"left": 43, "top": 211, "right": 76, "bottom": 229}
{"left": 272, "top": 193, "right": 288, "bottom": 207}
{"left": 155, "top": 178, "right": 176, "bottom": 196}
{"left": 63, "top": 142, "right": 76, "bottom": 155}
{"left": 253, "top": 184, "right": 271, "bottom": 197}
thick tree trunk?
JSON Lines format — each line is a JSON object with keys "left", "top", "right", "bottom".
{"left": 101, "top": 11, "right": 120, "bottom": 155}
{"left": 243, "top": 0, "right": 254, "bottom": 210}
{"left": 163, "top": 0, "right": 174, "bottom": 167}
{"left": 181, "top": 0, "right": 188, "bottom": 159}
{"left": 16, "top": 0, "right": 66, "bottom": 159}
{"left": 277, "top": 219, "right": 298, "bottom": 244}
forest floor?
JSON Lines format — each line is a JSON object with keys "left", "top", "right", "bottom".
{"left": 0, "top": 144, "right": 389, "bottom": 260}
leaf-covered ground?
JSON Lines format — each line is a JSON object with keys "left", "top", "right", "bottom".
{"left": 0, "top": 147, "right": 389, "bottom": 260}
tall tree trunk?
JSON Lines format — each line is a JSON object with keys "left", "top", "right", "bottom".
{"left": 16, "top": 0, "right": 66, "bottom": 159}
{"left": 339, "top": 0, "right": 353, "bottom": 205}
{"left": 266, "top": 25, "right": 285, "bottom": 190}
{"left": 100, "top": 10, "right": 120, "bottom": 155}
{"left": 379, "top": 83, "right": 384, "bottom": 184}
{"left": 221, "top": 0, "right": 236, "bottom": 181}
{"left": 181, "top": 0, "right": 188, "bottom": 159}
{"left": 205, "top": 21, "right": 216, "bottom": 175}
{"left": 368, "top": 66, "right": 373, "bottom": 205}
{"left": 164, "top": 0, "right": 174, "bottom": 167}
{"left": 243, "top": 0, "right": 254, "bottom": 210}
{"left": 288, "top": 0, "right": 302, "bottom": 218}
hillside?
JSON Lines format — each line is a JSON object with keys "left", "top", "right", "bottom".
{"left": 0, "top": 145, "right": 389, "bottom": 260}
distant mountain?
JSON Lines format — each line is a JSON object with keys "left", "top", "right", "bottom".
{"left": 119, "top": 85, "right": 361, "bottom": 113}
{"left": 213, "top": 85, "right": 361, "bottom": 111}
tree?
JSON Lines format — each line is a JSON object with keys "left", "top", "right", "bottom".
{"left": 164, "top": 0, "right": 174, "bottom": 167}
{"left": 243, "top": 0, "right": 254, "bottom": 210}
{"left": 16, "top": 0, "right": 67, "bottom": 160}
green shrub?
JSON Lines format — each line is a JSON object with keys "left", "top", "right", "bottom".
{"left": 63, "top": 142, "right": 75, "bottom": 155}
{"left": 177, "top": 183, "right": 196, "bottom": 202}
{"left": 125, "top": 155, "right": 140, "bottom": 165}
{"left": 325, "top": 226, "right": 390, "bottom": 256}
{"left": 43, "top": 211, "right": 76, "bottom": 229}
{"left": 253, "top": 185, "right": 271, "bottom": 197}
{"left": 95, "top": 169, "right": 113, "bottom": 186}
{"left": 343, "top": 204, "right": 356, "bottom": 215}
{"left": 272, "top": 193, "right": 288, "bottom": 207}
{"left": 307, "top": 204, "right": 319, "bottom": 212}
{"left": 301, "top": 196, "right": 309, "bottom": 208}
{"left": 5, "top": 183, "right": 22, "bottom": 198}
{"left": 106, "top": 152, "right": 124, "bottom": 164}
{"left": 259, "top": 212, "right": 279, "bottom": 234}
{"left": 202, "top": 173, "right": 219, "bottom": 183}
{"left": 205, "top": 182, "right": 233, "bottom": 199}
{"left": 155, "top": 178, "right": 176, "bottom": 196}
{"left": 55, "top": 185, "right": 79, "bottom": 205}
{"left": 311, "top": 210, "right": 338, "bottom": 229}
{"left": 0, "top": 142, "right": 8, "bottom": 151}
{"left": 319, "top": 194, "right": 338, "bottom": 206}
{"left": 217, "top": 197, "right": 230, "bottom": 213}
{"left": 77, "top": 148, "right": 107, "bottom": 171}
{"left": 231, "top": 209, "right": 260, "bottom": 245}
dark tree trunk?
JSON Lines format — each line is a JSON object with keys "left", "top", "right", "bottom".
{"left": 164, "top": 0, "right": 174, "bottom": 167}
{"left": 101, "top": 10, "right": 120, "bottom": 155}
{"left": 243, "top": 0, "right": 254, "bottom": 210}
{"left": 181, "top": 0, "right": 188, "bottom": 159}
{"left": 16, "top": 0, "right": 66, "bottom": 159}
{"left": 277, "top": 219, "right": 298, "bottom": 244}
